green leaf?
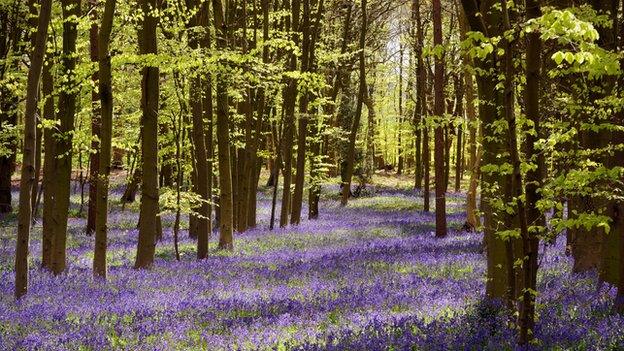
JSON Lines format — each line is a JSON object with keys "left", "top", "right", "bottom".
{"left": 552, "top": 51, "right": 564, "bottom": 65}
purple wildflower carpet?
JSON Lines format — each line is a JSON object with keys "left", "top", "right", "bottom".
{"left": 1, "top": 183, "right": 623, "bottom": 350}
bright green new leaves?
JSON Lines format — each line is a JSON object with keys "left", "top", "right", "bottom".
{"left": 530, "top": 8, "right": 599, "bottom": 43}
{"left": 530, "top": 8, "right": 620, "bottom": 78}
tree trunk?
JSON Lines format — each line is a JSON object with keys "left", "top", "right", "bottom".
{"left": 279, "top": 0, "right": 300, "bottom": 227}
{"left": 461, "top": 0, "right": 512, "bottom": 299}
{"left": 93, "top": 0, "right": 116, "bottom": 278}
{"left": 87, "top": 0, "right": 101, "bottom": 236}
{"left": 31, "top": 114, "right": 42, "bottom": 221}
{"left": 135, "top": 0, "right": 160, "bottom": 269}
{"left": 397, "top": 47, "right": 404, "bottom": 175}
{"left": 41, "top": 59, "right": 55, "bottom": 270}
{"left": 459, "top": 6, "right": 479, "bottom": 227}
{"left": 466, "top": 147, "right": 481, "bottom": 230}
{"left": 423, "top": 66, "right": 432, "bottom": 212}
{"left": 598, "top": 0, "right": 623, "bottom": 287}
{"left": 188, "top": 0, "right": 211, "bottom": 259}
{"left": 413, "top": 0, "right": 426, "bottom": 194}
{"left": 121, "top": 168, "right": 141, "bottom": 203}
{"left": 432, "top": 0, "right": 446, "bottom": 237}
{"left": 291, "top": 0, "right": 314, "bottom": 225}
{"left": 15, "top": 0, "right": 52, "bottom": 299}
{"left": 212, "top": 0, "right": 234, "bottom": 250}
{"left": 518, "top": 0, "right": 543, "bottom": 341}
{"left": 340, "top": 0, "right": 366, "bottom": 206}
{"left": 50, "top": 0, "right": 81, "bottom": 275}
{"left": 454, "top": 74, "right": 464, "bottom": 192}
{"left": 303, "top": 0, "right": 325, "bottom": 220}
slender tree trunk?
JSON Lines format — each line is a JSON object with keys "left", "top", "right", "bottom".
{"left": 28, "top": 0, "right": 43, "bottom": 219}
{"left": 31, "top": 115, "right": 42, "bottom": 221}
{"left": 518, "top": 0, "right": 543, "bottom": 341}
{"left": 279, "top": 0, "right": 301, "bottom": 226}
{"left": 212, "top": 0, "right": 234, "bottom": 250}
{"left": 93, "top": 0, "right": 116, "bottom": 278}
{"left": 135, "top": 0, "right": 160, "bottom": 268}
{"left": 466, "top": 147, "right": 481, "bottom": 229}
{"left": 423, "top": 67, "right": 432, "bottom": 212}
{"left": 459, "top": 6, "right": 479, "bottom": 227}
{"left": 303, "top": 0, "right": 325, "bottom": 220}
{"left": 432, "top": 0, "right": 446, "bottom": 237}
{"left": 121, "top": 167, "right": 141, "bottom": 203}
{"left": 397, "top": 47, "right": 404, "bottom": 175}
{"left": 50, "top": 0, "right": 81, "bottom": 275}
{"left": 454, "top": 74, "right": 464, "bottom": 192}
{"left": 364, "top": 84, "right": 376, "bottom": 176}
{"left": 322, "top": 3, "right": 352, "bottom": 178}
{"left": 340, "top": 0, "right": 366, "bottom": 206}
{"left": 87, "top": 0, "right": 101, "bottom": 236}
{"left": 15, "top": 0, "right": 52, "bottom": 299}
{"left": 188, "top": 0, "right": 211, "bottom": 259}
{"left": 41, "top": 59, "right": 55, "bottom": 269}
{"left": 413, "top": 0, "right": 425, "bottom": 193}
{"left": 291, "top": 0, "right": 314, "bottom": 225}
{"left": 249, "top": 0, "right": 272, "bottom": 227}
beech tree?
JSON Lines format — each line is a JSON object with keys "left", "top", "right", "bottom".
{"left": 432, "top": 0, "right": 446, "bottom": 237}
{"left": 340, "top": 0, "right": 367, "bottom": 206}
{"left": 212, "top": 0, "right": 234, "bottom": 250}
{"left": 15, "top": 0, "right": 53, "bottom": 299}
{"left": 93, "top": 0, "right": 117, "bottom": 278}
{"left": 135, "top": 0, "right": 160, "bottom": 268}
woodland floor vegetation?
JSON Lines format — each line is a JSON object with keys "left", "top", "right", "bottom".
{"left": 1, "top": 174, "right": 623, "bottom": 350}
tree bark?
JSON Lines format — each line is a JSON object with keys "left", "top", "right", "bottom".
{"left": 397, "top": 47, "right": 404, "bottom": 175}
{"left": 188, "top": 0, "right": 211, "bottom": 259}
{"left": 459, "top": 6, "right": 479, "bottom": 228}
{"left": 15, "top": 0, "right": 53, "bottom": 299}
{"left": 454, "top": 74, "right": 464, "bottom": 192}
{"left": 87, "top": 0, "right": 101, "bottom": 236}
{"left": 212, "top": 0, "right": 234, "bottom": 250}
{"left": 50, "top": 0, "right": 81, "bottom": 275}
{"left": 461, "top": 0, "right": 512, "bottom": 299}
{"left": 433, "top": 0, "right": 446, "bottom": 237}
{"left": 93, "top": 0, "right": 116, "bottom": 278}
{"left": 279, "top": 0, "right": 300, "bottom": 226}
{"left": 290, "top": 0, "right": 312, "bottom": 225}
{"left": 414, "top": 0, "right": 427, "bottom": 200}
{"left": 135, "top": 0, "right": 160, "bottom": 268}
{"left": 518, "top": 0, "right": 543, "bottom": 341}
{"left": 340, "top": 0, "right": 366, "bottom": 206}
{"left": 41, "top": 59, "right": 55, "bottom": 270}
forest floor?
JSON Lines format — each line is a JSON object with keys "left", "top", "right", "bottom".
{"left": 0, "top": 173, "right": 623, "bottom": 350}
